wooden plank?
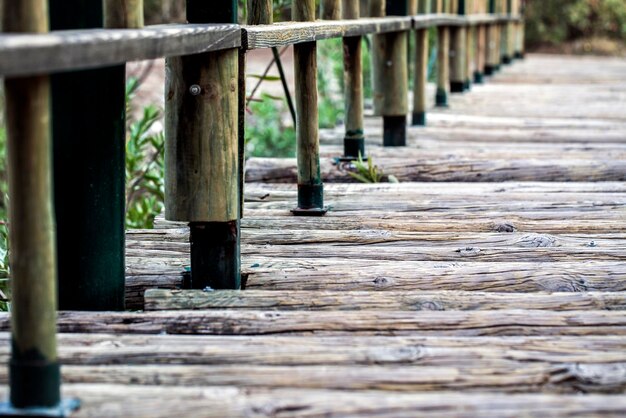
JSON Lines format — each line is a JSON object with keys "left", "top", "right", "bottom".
{"left": 3, "top": 333, "right": 625, "bottom": 366}
{"left": 1, "top": 384, "right": 625, "bottom": 417}
{"left": 2, "top": 361, "right": 622, "bottom": 393}
{"left": 0, "top": 24, "right": 241, "bottom": 77}
{"left": 244, "top": 157, "right": 626, "bottom": 183}
{"left": 130, "top": 229, "right": 626, "bottom": 248}
{"left": 242, "top": 17, "right": 412, "bottom": 49}
{"left": 243, "top": 260, "right": 626, "bottom": 293}
{"left": 2, "top": 310, "right": 625, "bottom": 336}
{"left": 144, "top": 289, "right": 626, "bottom": 311}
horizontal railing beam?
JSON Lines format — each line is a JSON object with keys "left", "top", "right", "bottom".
{"left": 0, "top": 23, "right": 241, "bottom": 77}
{"left": 0, "top": 15, "right": 524, "bottom": 76}
{"left": 243, "top": 16, "right": 412, "bottom": 49}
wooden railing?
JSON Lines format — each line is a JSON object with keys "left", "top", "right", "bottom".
{"left": 0, "top": 0, "right": 524, "bottom": 412}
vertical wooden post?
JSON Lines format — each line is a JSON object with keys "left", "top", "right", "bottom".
{"left": 412, "top": 0, "right": 430, "bottom": 125}
{"left": 292, "top": 0, "right": 326, "bottom": 215}
{"left": 49, "top": 0, "right": 126, "bottom": 311}
{"left": 321, "top": 0, "right": 341, "bottom": 19}
{"left": 485, "top": 0, "right": 498, "bottom": 74}
{"left": 370, "top": 0, "right": 385, "bottom": 117}
{"left": 474, "top": 22, "right": 486, "bottom": 82}
{"left": 382, "top": 0, "right": 409, "bottom": 146}
{"left": 103, "top": 0, "right": 144, "bottom": 28}
{"left": 501, "top": 0, "right": 512, "bottom": 63}
{"left": 248, "top": 0, "right": 273, "bottom": 24}
{"left": 339, "top": 0, "right": 366, "bottom": 160}
{"left": 165, "top": 0, "right": 241, "bottom": 289}
{"left": 1, "top": 0, "right": 76, "bottom": 414}
{"left": 436, "top": 0, "right": 450, "bottom": 106}
{"left": 464, "top": 1, "right": 473, "bottom": 90}
{"left": 449, "top": 0, "right": 466, "bottom": 93}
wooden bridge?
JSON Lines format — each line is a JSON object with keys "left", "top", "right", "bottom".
{"left": 1, "top": 0, "right": 626, "bottom": 417}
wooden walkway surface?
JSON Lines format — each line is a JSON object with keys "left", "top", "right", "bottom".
{"left": 2, "top": 54, "right": 626, "bottom": 416}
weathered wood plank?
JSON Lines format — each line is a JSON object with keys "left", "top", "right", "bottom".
{"left": 123, "top": 260, "right": 626, "bottom": 309}
{"left": 1, "top": 384, "right": 625, "bottom": 417}
{"left": 242, "top": 17, "right": 412, "bottom": 49}
{"left": 3, "top": 334, "right": 625, "bottom": 366}
{"left": 2, "top": 361, "right": 621, "bottom": 393}
{"left": 244, "top": 157, "right": 626, "bottom": 183}
{"left": 144, "top": 289, "right": 626, "bottom": 311}
{"left": 0, "top": 24, "right": 241, "bottom": 77}
{"left": 2, "top": 310, "right": 624, "bottom": 336}
{"left": 243, "top": 260, "right": 626, "bottom": 293}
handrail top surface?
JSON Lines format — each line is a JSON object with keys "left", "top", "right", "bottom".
{"left": 0, "top": 23, "right": 241, "bottom": 77}
{"left": 0, "top": 14, "right": 523, "bottom": 76}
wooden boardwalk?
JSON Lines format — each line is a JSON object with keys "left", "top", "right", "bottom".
{"left": 2, "top": 54, "right": 626, "bottom": 416}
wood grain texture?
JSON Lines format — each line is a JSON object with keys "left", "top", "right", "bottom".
{"left": 247, "top": 0, "right": 272, "bottom": 25}
{"left": 144, "top": 289, "right": 626, "bottom": 312}
{"left": 243, "top": 17, "right": 412, "bottom": 49}
{"left": 245, "top": 156, "right": 626, "bottom": 182}
{"left": 1, "top": 310, "right": 625, "bottom": 336}
{"left": 2, "top": 334, "right": 624, "bottom": 367}
{"left": 0, "top": 384, "right": 624, "bottom": 417}
{"left": 0, "top": 24, "right": 241, "bottom": 77}
{"left": 321, "top": 0, "right": 341, "bottom": 20}
{"left": 9, "top": 361, "right": 624, "bottom": 393}
{"left": 412, "top": 28, "right": 429, "bottom": 114}
{"left": 164, "top": 48, "right": 239, "bottom": 222}
{"left": 381, "top": 30, "right": 409, "bottom": 116}
{"left": 104, "top": 0, "right": 144, "bottom": 29}
{"left": 3, "top": 0, "right": 58, "bottom": 367}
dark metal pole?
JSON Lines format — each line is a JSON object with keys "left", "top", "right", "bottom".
{"left": 49, "top": 0, "right": 126, "bottom": 311}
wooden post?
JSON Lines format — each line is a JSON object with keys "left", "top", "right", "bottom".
{"left": 412, "top": 0, "right": 430, "bottom": 125}
{"left": 292, "top": 0, "right": 326, "bottom": 215}
{"left": 436, "top": 0, "right": 450, "bottom": 106}
{"left": 370, "top": 0, "right": 385, "bottom": 117}
{"left": 501, "top": 0, "right": 512, "bottom": 64}
{"left": 464, "top": 1, "right": 473, "bottom": 90}
{"left": 339, "top": 0, "right": 366, "bottom": 160}
{"left": 248, "top": 0, "right": 273, "bottom": 24}
{"left": 449, "top": 0, "right": 466, "bottom": 93}
{"left": 49, "top": 0, "right": 126, "bottom": 311}
{"left": 321, "top": 0, "right": 341, "bottom": 19}
{"left": 165, "top": 0, "right": 241, "bottom": 289}
{"left": 1, "top": 0, "right": 75, "bottom": 414}
{"left": 103, "top": 0, "right": 144, "bottom": 28}
{"left": 382, "top": 0, "right": 409, "bottom": 146}
{"left": 474, "top": 23, "right": 486, "bottom": 82}
{"left": 485, "top": 0, "right": 499, "bottom": 74}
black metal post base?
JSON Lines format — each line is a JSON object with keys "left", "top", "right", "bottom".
{"left": 292, "top": 184, "right": 327, "bottom": 216}
{"left": 383, "top": 116, "right": 406, "bottom": 147}
{"left": 484, "top": 65, "right": 495, "bottom": 76}
{"left": 502, "top": 55, "right": 512, "bottom": 65}
{"left": 189, "top": 221, "right": 240, "bottom": 290}
{"left": 411, "top": 111, "right": 426, "bottom": 126}
{"left": 435, "top": 89, "right": 448, "bottom": 107}
{"left": 514, "top": 51, "right": 524, "bottom": 59}
{"left": 473, "top": 71, "right": 484, "bottom": 84}
{"left": 338, "top": 136, "right": 366, "bottom": 162}
{"left": 450, "top": 81, "right": 465, "bottom": 93}
{"left": 0, "top": 399, "right": 80, "bottom": 417}
{"left": 463, "top": 79, "right": 471, "bottom": 91}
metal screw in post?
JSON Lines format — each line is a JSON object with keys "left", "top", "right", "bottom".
{"left": 189, "top": 84, "right": 202, "bottom": 95}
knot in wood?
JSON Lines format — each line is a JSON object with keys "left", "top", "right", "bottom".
{"left": 518, "top": 234, "right": 556, "bottom": 248}
{"left": 494, "top": 223, "right": 516, "bottom": 233}
{"left": 373, "top": 276, "right": 393, "bottom": 287}
{"left": 456, "top": 247, "right": 481, "bottom": 257}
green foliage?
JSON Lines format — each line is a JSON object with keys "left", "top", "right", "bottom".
{"left": 246, "top": 93, "right": 296, "bottom": 157}
{"left": 525, "top": 0, "right": 626, "bottom": 48}
{"left": 125, "top": 78, "right": 165, "bottom": 229}
{"left": 347, "top": 154, "right": 399, "bottom": 184}
{"left": 0, "top": 121, "right": 9, "bottom": 311}
{"left": 317, "top": 38, "right": 345, "bottom": 129}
